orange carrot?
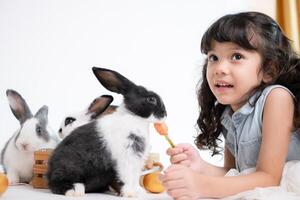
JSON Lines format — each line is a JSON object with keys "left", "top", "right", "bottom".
{"left": 0, "top": 173, "right": 8, "bottom": 196}
{"left": 154, "top": 123, "right": 168, "bottom": 135}
{"left": 154, "top": 123, "right": 175, "bottom": 147}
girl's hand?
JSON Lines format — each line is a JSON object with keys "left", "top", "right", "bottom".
{"left": 162, "top": 164, "right": 206, "bottom": 200}
{"left": 166, "top": 143, "right": 203, "bottom": 172}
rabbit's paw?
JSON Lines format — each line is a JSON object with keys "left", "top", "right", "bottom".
{"left": 137, "top": 185, "right": 147, "bottom": 195}
{"left": 7, "top": 173, "right": 19, "bottom": 185}
{"left": 120, "top": 186, "right": 137, "bottom": 198}
{"left": 65, "top": 183, "right": 85, "bottom": 197}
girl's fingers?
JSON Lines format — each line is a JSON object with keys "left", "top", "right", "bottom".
{"left": 170, "top": 153, "right": 188, "bottom": 164}
{"left": 179, "top": 160, "right": 191, "bottom": 167}
{"left": 163, "top": 165, "right": 186, "bottom": 181}
{"left": 165, "top": 164, "right": 186, "bottom": 173}
{"left": 167, "top": 188, "right": 189, "bottom": 199}
{"left": 163, "top": 178, "right": 186, "bottom": 189}
{"left": 166, "top": 143, "right": 192, "bottom": 155}
{"left": 162, "top": 171, "right": 182, "bottom": 182}
{"left": 166, "top": 147, "right": 184, "bottom": 156}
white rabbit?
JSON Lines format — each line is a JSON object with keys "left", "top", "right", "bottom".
{"left": 58, "top": 95, "right": 116, "bottom": 139}
{"left": 47, "top": 67, "right": 167, "bottom": 197}
{"left": 1, "top": 90, "right": 60, "bottom": 184}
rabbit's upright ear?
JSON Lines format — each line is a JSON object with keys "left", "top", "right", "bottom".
{"left": 87, "top": 95, "right": 114, "bottom": 119}
{"left": 6, "top": 89, "right": 33, "bottom": 124}
{"left": 35, "top": 105, "right": 49, "bottom": 126}
{"left": 92, "top": 67, "right": 136, "bottom": 95}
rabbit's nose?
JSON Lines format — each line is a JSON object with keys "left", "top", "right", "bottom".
{"left": 58, "top": 129, "right": 64, "bottom": 138}
{"left": 21, "top": 143, "right": 29, "bottom": 150}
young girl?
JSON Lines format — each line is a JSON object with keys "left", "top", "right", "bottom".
{"left": 162, "top": 12, "right": 300, "bottom": 199}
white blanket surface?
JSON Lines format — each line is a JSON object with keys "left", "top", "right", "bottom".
{"left": 223, "top": 160, "right": 300, "bottom": 200}
{"left": 1, "top": 184, "right": 172, "bottom": 200}
{"left": 1, "top": 161, "right": 300, "bottom": 200}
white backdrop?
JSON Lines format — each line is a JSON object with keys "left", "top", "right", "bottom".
{"left": 0, "top": 0, "right": 268, "bottom": 167}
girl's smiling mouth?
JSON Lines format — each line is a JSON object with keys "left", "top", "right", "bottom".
{"left": 214, "top": 80, "right": 234, "bottom": 90}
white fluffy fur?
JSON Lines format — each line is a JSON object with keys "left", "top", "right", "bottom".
{"left": 59, "top": 111, "right": 93, "bottom": 138}
{"left": 65, "top": 183, "right": 85, "bottom": 196}
{"left": 3, "top": 118, "right": 59, "bottom": 184}
{"left": 97, "top": 104, "right": 158, "bottom": 197}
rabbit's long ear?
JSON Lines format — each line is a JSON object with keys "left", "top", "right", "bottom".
{"left": 92, "top": 67, "right": 136, "bottom": 95}
{"left": 87, "top": 95, "right": 114, "bottom": 119}
{"left": 35, "top": 105, "right": 48, "bottom": 127}
{"left": 6, "top": 89, "right": 33, "bottom": 124}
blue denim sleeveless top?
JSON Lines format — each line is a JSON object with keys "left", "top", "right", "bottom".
{"left": 221, "top": 85, "right": 300, "bottom": 172}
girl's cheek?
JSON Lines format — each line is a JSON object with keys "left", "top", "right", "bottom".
{"left": 207, "top": 78, "right": 214, "bottom": 91}
{"left": 206, "top": 70, "right": 214, "bottom": 84}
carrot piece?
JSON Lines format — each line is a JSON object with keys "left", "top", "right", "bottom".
{"left": 154, "top": 123, "right": 168, "bottom": 135}
{"left": 154, "top": 123, "right": 175, "bottom": 147}
{"left": 0, "top": 173, "right": 8, "bottom": 195}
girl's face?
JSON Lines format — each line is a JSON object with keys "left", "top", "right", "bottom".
{"left": 206, "top": 41, "right": 265, "bottom": 111}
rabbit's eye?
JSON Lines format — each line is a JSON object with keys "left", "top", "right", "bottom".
{"left": 65, "top": 117, "right": 76, "bottom": 126}
{"left": 36, "top": 126, "right": 42, "bottom": 136}
{"left": 146, "top": 97, "right": 157, "bottom": 105}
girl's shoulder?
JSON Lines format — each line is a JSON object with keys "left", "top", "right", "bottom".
{"left": 255, "top": 84, "right": 294, "bottom": 120}
{"left": 261, "top": 84, "right": 295, "bottom": 99}
{"left": 220, "top": 85, "right": 294, "bottom": 127}
{"left": 258, "top": 84, "right": 295, "bottom": 109}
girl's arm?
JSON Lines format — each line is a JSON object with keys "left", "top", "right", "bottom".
{"left": 163, "top": 88, "right": 295, "bottom": 199}
{"left": 206, "top": 88, "right": 295, "bottom": 197}
{"left": 167, "top": 144, "right": 235, "bottom": 176}
{"left": 197, "top": 146, "right": 235, "bottom": 176}
{"left": 256, "top": 88, "right": 294, "bottom": 181}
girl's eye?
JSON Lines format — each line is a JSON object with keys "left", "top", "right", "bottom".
{"left": 232, "top": 53, "right": 243, "bottom": 61}
{"left": 208, "top": 54, "right": 218, "bottom": 62}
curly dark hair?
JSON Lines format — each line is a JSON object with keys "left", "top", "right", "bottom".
{"left": 195, "top": 12, "right": 300, "bottom": 156}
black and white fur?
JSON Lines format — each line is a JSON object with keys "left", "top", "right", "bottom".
{"left": 47, "top": 67, "right": 167, "bottom": 197}
{"left": 1, "top": 90, "right": 60, "bottom": 184}
{"left": 58, "top": 95, "right": 116, "bottom": 139}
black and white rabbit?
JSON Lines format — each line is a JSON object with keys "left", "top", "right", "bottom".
{"left": 1, "top": 90, "right": 60, "bottom": 184}
{"left": 47, "top": 67, "right": 167, "bottom": 197}
{"left": 58, "top": 95, "right": 117, "bottom": 139}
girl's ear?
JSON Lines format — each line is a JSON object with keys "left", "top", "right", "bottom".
{"left": 262, "top": 62, "right": 277, "bottom": 83}
{"left": 262, "top": 73, "right": 273, "bottom": 83}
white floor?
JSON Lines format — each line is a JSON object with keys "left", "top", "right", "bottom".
{"left": 1, "top": 184, "right": 172, "bottom": 200}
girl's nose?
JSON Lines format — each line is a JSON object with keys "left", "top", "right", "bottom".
{"left": 214, "top": 61, "right": 229, "bottom": 75}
